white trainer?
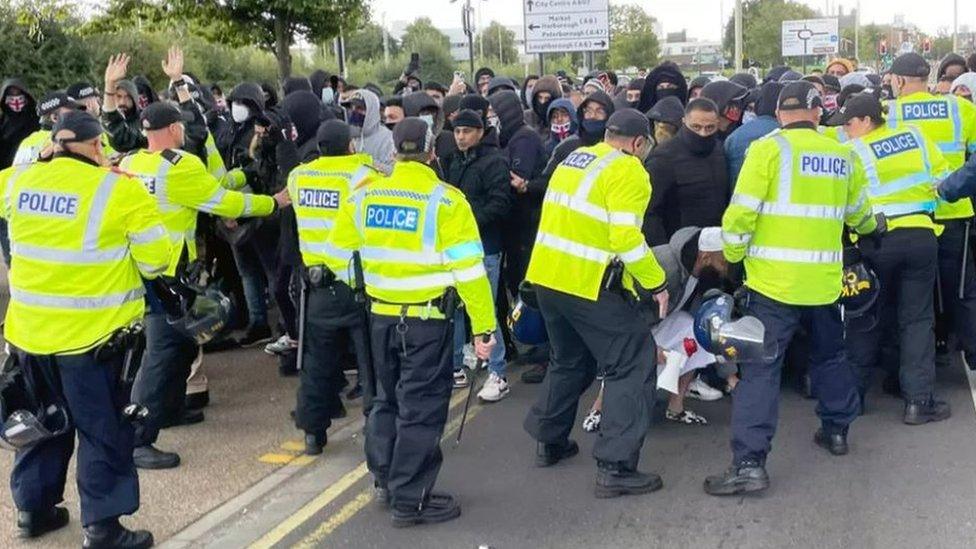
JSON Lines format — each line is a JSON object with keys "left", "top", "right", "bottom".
{"left": 477, "top": 372, "right": 510, "bottom": 402}
{"left": 264, "top": 335, "right": 298, "bottom": 355}
{"left": 687, "top": 377, "right": 723, "bottom": 401}
{"left": 453, "top": 370, "right": 469, "bottom": 389}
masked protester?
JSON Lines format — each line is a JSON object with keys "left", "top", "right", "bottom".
{"left": 643, "top": 98, "right": 729, "bottom": 246}
{"left": 524, "top": 75, "right": 563, "bottom": 137}
{"left": 639, "top": 62, "right": 688, "bottom": 112}
{"left": 521, "top": 74, "right": 539, "bottom": 109}
{"left": 340, "top": 88, "right": 394, "bottom": 175}
{"left": 544, "top": 98, "right": 578, "bottom": 155}
{"left": 951, "top": 73, "right": 976, "bottom": 103}
{"left": 0, "top": 79, "right": 38, "bottom": 169}
{"left": 699, "top": 80, "right": 749, "bottom": 140}
{"left": 688, "top": 76, "right": 711, "bottom": 100}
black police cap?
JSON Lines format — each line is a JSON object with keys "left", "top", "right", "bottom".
{"left": 826, "top": 93, "right": 883, "bottom": 126}
{"left": 393, "top": 117, "right": 430, "bottom": 154}
{"left": 140, "top": 101, "right": 193, "bottom": 131}
{"left": 777, "top": 81, "right": 823, "bottom": 111}
{"left": 606, "top": 108, "right": 651, "bottom": 138}
{"left": 52, "top": 110, "right": 103, "bottom": 144}
{"left": 891, "top": 53, "right": 931, "bottom": 78}
{"left": 66, "top": 82, "right": 99, "bottom": 102}
{"left": 37, "top": 92, "right": 77, "bottom": 117}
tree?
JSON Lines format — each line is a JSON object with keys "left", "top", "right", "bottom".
{"left": 0, "top": 0, "right": 92, "bottom": 93}
{"left": 840, "top": 23, "right": 887, "bottom": 66}
{"left": 93, "top": 0, "right": 369, "bottom": 80}
{"left": 344, "top": 22, "right": 399, "bottom": 62}
{"left": 608, "top": 4, "right": 660, "bottom": 70}
{"left": 400, "top": 18, "right": 455, "bottom": 84}
{"left": 723, "top": 0, "right": 817, "bottom": 67}
{"left": 477, "top": 21, "right": 517, "bottom": 65}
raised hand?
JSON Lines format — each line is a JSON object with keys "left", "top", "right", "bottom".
{"left": 162, "top": 45, "right": 185, "bottom": 81}
{"left": 104, "top": 53, "right": 130, "bottom": 88}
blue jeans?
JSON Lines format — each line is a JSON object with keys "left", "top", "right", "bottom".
{"left": 454, "top": 253, "right": 506, "bottom": 376}
{"left": 231, "top": 221, "right": 279, "bottom": 328}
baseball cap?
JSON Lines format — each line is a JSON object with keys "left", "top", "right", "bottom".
{"left": 52, "top": 111, "right": 103, "bottom": 144}
{"left": 826, "top": 93, "right": 883, "bottom": 126}
{"left": 37, "top": 92, "right": 78, "bottom": 117}
{"left": 453, "top": 109, "right": 484, "bottom": 129}
{"left": 777, "top": 81, "right": 823, "bottom": 111}
{"left": 606, "top": 108, "right": 651, "bottom": 137}
{"left": 140, "top": 102, "right": 194, "bottom": 131}
{"left": 698, "top": 227, "right": 723, "bottom": 253}
{"left": 891, "top": 53, "right": 931, "bottom": 78}
{"left": 393, "top": 117, "right": 431, "bottom": 154}
{"left": 316, "top": 120, "right": 352, "bottom": 156}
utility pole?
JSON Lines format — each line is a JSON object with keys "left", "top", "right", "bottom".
{"left": 854, "top": 0, "right": 859, "bottom": 62}
{"left": 734, "top": 0, "right": 743, "bottom": 71}
{"left": 478, "top": 0, "right": 484, "bottom": 63}
{"left": 457, "top": 0, "right": 476, "bottom": 76}
{"left": 498, "top": 23, "right": 503, "bottom": 63}
{"left": 953, "top": 0, "right": 959, "bottom": 52}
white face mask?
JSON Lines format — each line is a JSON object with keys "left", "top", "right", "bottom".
{"left": 419, "top": 114, "right": 435, "bottom": 129}
{"left": 321, "top": 87, "right": 335, "bottom": 105}
{"left": 487, "top": 115, "right": 500, "bottom": 130}
{"left": 231, "top": 103, "right": 250, "bottom": 123}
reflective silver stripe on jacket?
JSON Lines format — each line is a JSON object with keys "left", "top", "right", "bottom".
{"left": 10, "top": 287, "right": 145, "bottom": 309}
{"left": 535, "top": 231, "right": 611, "bottom": 264}
{"left": 746, "top": 245, "right": 842, "bottom": 264}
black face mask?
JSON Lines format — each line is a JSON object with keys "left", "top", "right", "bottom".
{"left": 679, "top": 125, "right": 717, "bottom": 155}
{"left": 627, "top": 100, "right": 639, "bottom": 108}
{"left": 533, "top": 98, "right": 552, "bottom": 121}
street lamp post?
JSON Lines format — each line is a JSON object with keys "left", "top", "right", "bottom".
{"left": 734, "top": 0, "right": 743, "bottom": 71}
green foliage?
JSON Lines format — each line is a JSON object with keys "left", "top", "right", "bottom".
{"left": 608, "top": 4, "right": 659, "bottom": 70}
{"left": 723, "top": 0, "right": 817, "bottom": 67}
{"left": 477, "top": 21, "right": 517, "bottom": 65}
{"left": 839, "top": 23, "right": 887, "bottom": 66}
{"left": 0, "top": 0, "right": 91, "bottom": 94}
{"left": 344, "top": 22, "right": 400, "bottom": 63}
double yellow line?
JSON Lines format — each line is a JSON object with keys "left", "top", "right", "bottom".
{"left": 249, "top": 389, "right": 482, "bottom": 548}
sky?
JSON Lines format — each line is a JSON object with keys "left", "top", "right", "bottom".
{"left": 371, "top": 0, "right": 975, "bottom": 41}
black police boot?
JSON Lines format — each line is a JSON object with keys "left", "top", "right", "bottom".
{"left": 16, "top": 506, "right": 69, "bottom": 539}
{"left": 374, "top": 482, "right": 390, "bottom": 509}
{"left": 594, "top": 462, "right": 663, "bottom": 499}
{"left": 814, "top": 429, "right": 849, "bottom": 456}
{"left": 535, "top": 439, "right": 579, "bottom": 467}
{"left": 133, "top": 445, "right": 181, "bottom": 469}
{"left": 391, "top": 493, "right": 461, "bottom": 528}
{"left": 520, "top": 363, "right": 547, "bottom": 384}
{"left": 904, "top": 397, "right": 951, "bottom": 425}
{"left": 184, "top": 390, "right": 209, "bottom": 410}
{"left": 304, "top": 432, "right": 326, "bottom": 456}
{"left": 703, "top": 461, "right": 769, "bottom": 496}
{"left": 82, "top": 517, "right": 153, "bottom": 549}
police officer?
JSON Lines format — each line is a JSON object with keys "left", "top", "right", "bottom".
{"left": 118, "top": 101, "right": 290, "bottom": 469}
{"left": 830, "top": 93, "right": 952, "bottom": 423}
{"left": 709, "top": 82, "right": 879, "bottom": 495}
{"left": 11, "top": 92, "right": 78, "bottom": 166}
{"left": 289, "top": 120, "right": 378, "bottom": 455}
{"left": 523, "top": 108, "right": 670, "bottom": 499}
{"left": 886, "top": 53, "right": 976, "bottom": 367}
{"left": 1, "top": 111, "right": 171, "bottom": 547}
{"left": 324, "top": 118, "right": 496, "bottom": 526}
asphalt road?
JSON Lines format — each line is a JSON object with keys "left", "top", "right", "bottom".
{"left": 186, "top": 358, "right": 976, "bottom": 549}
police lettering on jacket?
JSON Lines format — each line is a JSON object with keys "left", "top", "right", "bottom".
{"left": 299, "top": 188, "right": 340, "bottom": 209}
{"left": 562, "top": 151, "right": 597, "bottom": 169}
{"left": 365, "top": 205, "right": 419, "bottom": 231}
{"left": 799, "top": 154, "right": 849, "bottom": 177}
{"left": 16, "top": 191, "right": 79, "bottom": 218}
{"left": 870, "top": 132, "right": 919, "bottom": 160}
{"left": 901, "top": 101, "right": 949, "bottom": 121}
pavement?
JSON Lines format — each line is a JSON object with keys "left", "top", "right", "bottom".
{"left": 1, "top": 257, "right": 976, "bottom": 547}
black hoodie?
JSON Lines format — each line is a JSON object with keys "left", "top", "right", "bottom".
{"left": 639, "top": 62, "right": 688, "bottom": 112}
{"left": 0, "top": 78, "right": 38, "bottom": 169}
{"left": 217, "top": 82, "right": 265, "bottom": 184}
{"left": 283, "top": 76, "right": 313, "bottom": 97}
{"left": 444, "top": 127, "right": 513, "bottom": 256}
{"left": 938, "top": 53, "right": 968, "bottom": 81}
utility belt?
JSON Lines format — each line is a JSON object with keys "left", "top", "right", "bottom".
{"left": 94, "top": 324, "right": 150, "bottom": 425}
{"left": 370, "top": 287, "right": 460, "bottom": 322}
{"left": 303, "top": 265, "right": 338, "bottom": 289}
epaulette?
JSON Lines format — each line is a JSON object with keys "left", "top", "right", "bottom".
{"left": 161, "top": 149, "right": 184, "bottom": 165}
